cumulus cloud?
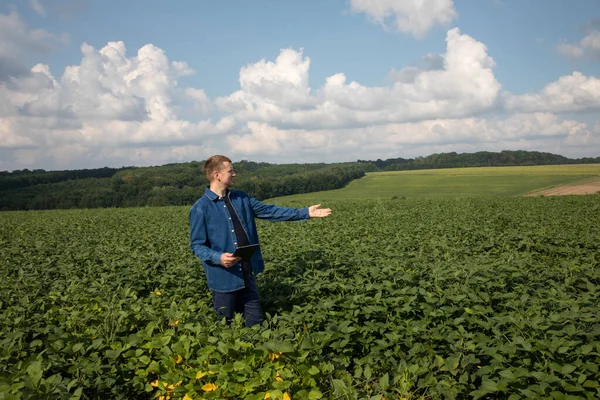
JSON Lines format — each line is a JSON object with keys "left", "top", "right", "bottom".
{"left": 557, "top": 29, "right": 600, "bottom": 59}
{"left": 3, "top": 11, "right": 600, "bottom": 171}
{"left": 185, "top": 88, "right": 212, "bottom": 114}
{"left": 216, "top": 48, "right": 314, "bottom": 114}
{"left": 0, "top": 9, "right": 64, "bottom": 80}
{"left": 217, "top": 28, "right": 500, "bottom": 129}
{"left": 504, "top": 72, "right": 600, "bottom": 113}
{"left": 0, "top": 39, "right": 230, "bottom": 170}
{"left": 222, "top": 113, "right": 598, "bottom": 163}
{"left": 387, "top": 53, "right": 445, "bottom": 83}
{"left": 348, "top": 0, "right": 458, "bottom": 38}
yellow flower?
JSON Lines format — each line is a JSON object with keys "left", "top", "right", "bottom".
{"left": 154, "top": 290, "right": 163, "bottom": 296}
{"left": 196, "top": 370, "right": 207, "bottom": 379}
{"left": 150, "top": 379, "right": 159, "bottom": 387}
{"left": 275, "top": 371, "right": 283, "bottom": 382}
{"left": 166, "top": 381, "right": 182, "bottom": 390}
{"left": 283, "top": 393, "right": 292, "bottom": 400}
{"left": 183, "top": 396, "right": 193, "bottom": 400}
{"left": 169, "top": 319, "right": 180, "bottom": 327}
{"left": 268, "top": 352, "right": 282, "bottom": 361}
{"left": 174, "top": 354, "right": 183, "bottom": 364}
{"left": 264, "top": 393, "right": 271, "bottom": 399}
{"left": 202, "top": 382, "right": 218, "bottom": 392}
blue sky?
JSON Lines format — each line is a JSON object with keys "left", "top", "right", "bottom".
{"left": 1, "top": 0, "right": 599, "bottom": 170}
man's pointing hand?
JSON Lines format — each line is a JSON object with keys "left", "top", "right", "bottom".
{"left": 308, "top": 204, "right": 332, "bottom": 218}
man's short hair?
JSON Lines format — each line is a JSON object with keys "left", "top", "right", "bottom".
{"left": 204, "top": 155, "right": 232, "bottom": 181}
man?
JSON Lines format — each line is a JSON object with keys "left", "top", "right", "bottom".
{"left": 189, "top": 155, "right": 332, "bottom": 327}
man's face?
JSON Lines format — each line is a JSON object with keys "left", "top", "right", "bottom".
{"left": 216, "top": 162, "right": 236, "bottom": 187}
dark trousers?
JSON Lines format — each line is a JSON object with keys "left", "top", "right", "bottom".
{"left": 211, "top": 269, "right": 264, "bottom": 328}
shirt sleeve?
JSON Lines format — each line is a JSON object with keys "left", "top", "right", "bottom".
{"left": 189, "top": 205, "right": 223, "bottom": 265}
{"left": 249, "top": 196, "right": 309, "bottom": 221}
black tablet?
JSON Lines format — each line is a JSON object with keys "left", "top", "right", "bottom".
{"left": 232, "top": 244, "right": 260, "bottom": 260}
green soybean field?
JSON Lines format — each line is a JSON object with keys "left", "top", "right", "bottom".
{"left": 267, "top": 164, "right": 600, "bottom": 202}
{"left": 1, "top": 196, "right": 599, "bottom": 399}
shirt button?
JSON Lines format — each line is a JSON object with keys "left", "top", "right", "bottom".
{"left": 231, "top": 230, "right": 234, "bottom": 232}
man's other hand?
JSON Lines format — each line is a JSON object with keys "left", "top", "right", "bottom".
{"left": 220, "top": 253, "right": 241, "bottom": 268}
{"left": 308, "top": 204, "right": 332, "bottom": 218}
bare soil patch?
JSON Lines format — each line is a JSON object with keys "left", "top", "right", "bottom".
{"left": 527, "top": 178, "right": 600, "bottom": 196}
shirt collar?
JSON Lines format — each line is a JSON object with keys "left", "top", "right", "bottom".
{"left": 204, "top": 186, "right": 230, "bottom": 201}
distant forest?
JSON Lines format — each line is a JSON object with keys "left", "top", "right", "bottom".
{"left": 1, "top": 150, "right": 599, "bottom": 211}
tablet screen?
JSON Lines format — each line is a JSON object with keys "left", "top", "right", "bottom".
{"left": 232, "top": 244, "right": 260, "bottom": 260}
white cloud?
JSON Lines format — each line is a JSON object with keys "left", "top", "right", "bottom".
{"left": 557, "top": 29, "right": 600, "bottom": 59}
{"left": 557, "top": 43, "right": 584, "bottom": 59}
{"left": 504, "top": 72, "right": 600, "bottom": 113}
{"left": 217, "top": 28, "right": 500, "bottom": 129}
{"left": 185, "top": 88, "right": 212, "bottom": 114}
{"left": 581, "top": 30, "right": 600, "bottom": 56}
{"left": 348, "top": 0, "right": 458, "bottom": 38}
{"left": 0, "top": 39, "right": 229, "bottom": 170}
{"left": 216, "top": 48, "right": 314, "bottom": 114}
{"left": 223, "top": 113, "right": 597, "bottom": 163}
{"left": 2, "top": 12, "right": 600, "bottom": 171}
{"left": 30, "top": 0, "right": 45, "bottom": 16}
{"left": 7, "top": 41, "right": 209, "bottom": 125}
{"left": 387, "top": 53, "right": 445, "bottom": 83}
{"left": 0, "top": 9, "right": 66, "bottom": 81}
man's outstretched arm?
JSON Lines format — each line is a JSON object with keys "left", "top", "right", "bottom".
{"left": 249, "top": 197, "right": 331, "bottom": 221}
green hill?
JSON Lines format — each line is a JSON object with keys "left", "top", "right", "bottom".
{"left": 267, "top": 164, "right": 600, "bottom": 203}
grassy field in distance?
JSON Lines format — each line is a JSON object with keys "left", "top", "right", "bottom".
{"left": 266, "top": 164, "right": 600, "bottom": 203}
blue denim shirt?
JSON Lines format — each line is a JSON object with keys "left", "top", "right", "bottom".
{"left": 189, "top": 187, "right": 310, "bottom": 292}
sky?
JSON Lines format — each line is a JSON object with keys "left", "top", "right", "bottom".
{"left": 1, "top": 0, "right": 599, "bottom": 171}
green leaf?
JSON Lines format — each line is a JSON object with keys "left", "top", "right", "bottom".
{"left": 332, "top": 379, "right": 349, "bottom": 397}
{"left": 70, "top": 387, "right": 83, "bottom": 400}
{"left": 549, "top": 392, "right": 565, "bottom": 400}
{"left": 138, "top": 355, "right": 151, "bottom": 365}
{"left": 301, "top": 335, "right": 314, "bottom": 350}
{"left": 379, "top": 373, "right": 389, "bottom": 391}
{"left": 579, "top": 344, "right": 593, "bottom": 354}
{"left": 308, "top": 390, "right": 323, "bottom": 399}
{"left": 72, "top": 343, "right": 84, "bottom": 352}
{"left": 26, "top": 361, "right": 43, "bottom": 387}
{"left": 105, "top": 349, "right": 122, "bottom": 359}
{"left": 499, "top": 369, "right": 516, "bottom": 381}
{"left": 561, "top": 364, "right": 576, "bottom": 375}
{"left": 308, "top": 365, "right": 320, "bottom": 375}
{"left": 480, "top": 380, "right": 498, "bottom": 394}
{"left": 364, "top": 365, "right": 372, "bottom": 380}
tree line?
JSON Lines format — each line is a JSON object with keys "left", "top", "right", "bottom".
{"left": 0, "top": 161, "right": 366, "bottom": 210}
{"left": 358, "top": 150, "right": 600, "bottom": 170}
{"left": 1, "top": 150, "right": 598, "bottom": 211}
